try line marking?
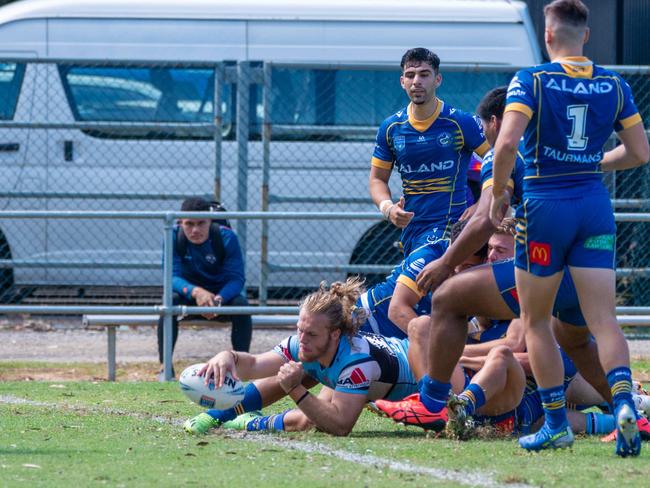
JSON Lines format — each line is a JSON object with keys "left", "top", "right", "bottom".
{"left": 1, "top": 395, "right": 533, "bottom": 488}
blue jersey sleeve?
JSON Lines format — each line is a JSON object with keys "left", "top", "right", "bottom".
{"left": 614, "top": 75, "right": 642, "bottom": 132}
{"left": 459, "top": 113, "right": 489, "bottom": 157}
{"left": 371, "top": 118, "right": 394, "bottom": 170}
{"left": 480, "top": 149, "right": 495, "bottom": 190}
{"left": 505, "top": 70, "right": 535, "bottom": 120}
{"left": 481, "top": 149, "right": 515, "bottom": 191}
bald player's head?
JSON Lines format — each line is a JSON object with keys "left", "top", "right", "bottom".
{"left": 544, "top": 0, "right": 589, "bottom": 48}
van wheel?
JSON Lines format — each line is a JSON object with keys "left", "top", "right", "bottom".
{"left": 0, "top": 230, "right": 14, "bottom": 303}
{"left": 348, "top": 221, "right": 402, "bottom": 288}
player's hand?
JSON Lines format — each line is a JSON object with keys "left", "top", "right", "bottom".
{"left": 489, "top": 190, "right": 509, "bottom": 228}
{"left": 415, "top": 258, "right": 453, "bottom": 293}
{"left": 199, "top": 351, "right": 239, "bottom": 389}
{"left": 388, "top": 196, "right": 414, "bottom": 228}
{"left": 460, "top": 202, "right": 478, "bottom": 221}
{"left": 277, "top": 361, "right": 305, "bottom": 393}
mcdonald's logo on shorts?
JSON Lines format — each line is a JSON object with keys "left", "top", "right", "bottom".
{"left": 529, "top": 241, "right": 551, "bottom": 266}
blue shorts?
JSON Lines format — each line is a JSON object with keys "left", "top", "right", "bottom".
{"left": 358, "top": 295, "right": 408, "bottom": 340}
{"left": 358, "top": 291, "right": 431, "bottom": 340}
{"left": 514, "top": 194, "right": 616, "bottom": 277}
{"left": 400, "top": 223, "right": 448, "bottom": 257}
{"left": 492, "top": 259, "right": 587, "bottom": 327}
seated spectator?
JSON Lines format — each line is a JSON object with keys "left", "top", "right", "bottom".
{"left": 157, "top": 197, "right": 252, "bottom": 380}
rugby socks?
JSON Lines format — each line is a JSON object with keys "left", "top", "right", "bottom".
{"left": 584, "top": 412, "right": 616, "bottom": 435}
{"left": 539, "top": 385, "right": 568, "bottom": 430}
{"left": 206, "top": 382, "right": 263, "bottom": 423}
{"left": 419, "top": 375, "right": 450, "bottom": 413}
{"left": 607, "top": 367, "right": 634, "bottom": 410}
{"left": 459, "top": 383, "right": 486, "bottom": 416}
{"left": 245, "top": 410, "right": 290, "bottom": 432}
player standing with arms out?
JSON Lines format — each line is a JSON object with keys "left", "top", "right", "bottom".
{"left": 490, "top": 0, "right": 649, "bottom": 455}
{"left": 369, "top": 48, "right": 489, "bottom": 257}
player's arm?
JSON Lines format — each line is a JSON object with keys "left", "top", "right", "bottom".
{"left": 600, "top": 122, "right": 649, "bottom": 172}
{"left": 462, "top": 319, "right": 526, "bottom": 358}
{"left": 215, "top": 230, "right": 246, "bottom": 303}
{"left": 490, "top": 111, "right": 528, "bottom": 225}
{"left": 369, "top": 165, "right": 413, "bottom": 227}
{"left": 458, "top": 354, "right": 487, "bottom": 372}
{"left": 200, "top": 350, "right": 285, "bottom": 388}
{"left": 387, "top": 281, "right": 422, "bottom": 334}
{"left": 289, "top": 386, "right": 367, "bottom": 436}
{"left": 278, "top": 361, "right": 367, "bottom": 436}
{"left": 369, "top": 120, "right": 399, "bottom": 220}
{"left": 417, "top": 186, "right": 505, "bottom": 292}
{"left": 369, "top": 164, "right": 393, "bottom": 205}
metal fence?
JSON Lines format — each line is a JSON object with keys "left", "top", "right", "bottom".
{"left": 0, "top": 209, "right": 648, "bottom": 381}
{"left": 0, "top": 58, "right": 648, "bottom": 305}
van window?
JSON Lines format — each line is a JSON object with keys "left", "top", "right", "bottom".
{"left": 262, "top": 68, "right": 513, "bottom": 141}
{"left": 59, "top": 65, "right": 229, "bottom": 139}
{"left": 56, "top": 64, "right": 514, "bottom": 141}
{"left": 0, "top": 63, "right": 26, "bottom": 120}
{"left": 261, "top": 68, "right": 406, "bottom": 140}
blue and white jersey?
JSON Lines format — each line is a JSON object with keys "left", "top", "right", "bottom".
{"left": 273, "top": 331, "right": 416, "bottom": 401}
{"left": 480, "top": 147, "right": 525, "bottom": 206}
{"left": 358, "top": 235, "right": 448, "bottom": 339}
{"left": 372, "top": 100, "right": 489, "bottom": 234}
{"left": 505, "top": 57, "right": 642, "bottom": 198}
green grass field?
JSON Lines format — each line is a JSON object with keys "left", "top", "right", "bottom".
{"left": 1, "top": 365, "right": 649, "bottom": 487}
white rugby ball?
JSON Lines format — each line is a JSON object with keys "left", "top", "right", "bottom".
{"left": 179, "top": 363, "right": 245, "bottom": 409}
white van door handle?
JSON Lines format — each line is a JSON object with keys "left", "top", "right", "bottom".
{"left": 64, "top": 140, "right": 74, "bottom": 161}
{"left": 0, "top": 143, "right": 20, "bottom": 152}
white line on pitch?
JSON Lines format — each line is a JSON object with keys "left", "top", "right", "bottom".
{"left": 1, "top": 395, "right": 533, "bottom": 488}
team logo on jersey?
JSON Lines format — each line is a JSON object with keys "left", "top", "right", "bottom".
{"left": 337, "top": 367, "right": 370, "bottom": 388}
{"left": 393, "top": 135, "right": 406, "bottom": 152}
{"left": 545, "top": 78, "right": 613, "bottom": 95}
{"left": 437, "top": 132, "right": 452, "bottom": 147}
{"left": 529, "top": 241, "right": 551, "bottom": 266}
{"left": 400, "top": 160, "right": 454, "bottom": 173}
{"left": 205, "top": 254, "right": 217, "bottom": 264}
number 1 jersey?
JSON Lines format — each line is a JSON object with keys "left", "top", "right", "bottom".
{"left": 505, "top": 56, "right": 642, "bottom": 198}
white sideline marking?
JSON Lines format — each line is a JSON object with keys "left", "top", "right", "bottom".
{"left": 1, "top": 395, "right": 533, "bottom": 488}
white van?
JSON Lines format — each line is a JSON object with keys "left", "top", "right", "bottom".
{"left": 0, "top": 0, "right": 541, "bottom": 298}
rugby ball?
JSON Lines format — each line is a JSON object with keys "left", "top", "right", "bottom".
{"left": 179, "top": 363, "right": 246, "bottom": 409}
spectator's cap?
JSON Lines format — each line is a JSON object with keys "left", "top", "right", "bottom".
{"left": 181, "top": 197, "right": 211, "bottom": 212}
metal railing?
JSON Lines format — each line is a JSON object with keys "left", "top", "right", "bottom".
{"left": 0, "top": 209, "right": 380, "bottom": 380}
{"left": 0, "top": 209, "right": 649, "bottom": 380}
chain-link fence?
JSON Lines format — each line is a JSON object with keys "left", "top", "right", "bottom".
{"left": 0, "top": 59, "right": 648, "bottom": 306}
